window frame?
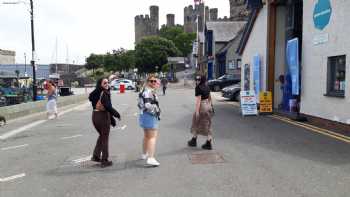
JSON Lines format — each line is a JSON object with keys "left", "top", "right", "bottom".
{"left": 325, "top": 55, "right": 346, "bottom": 98}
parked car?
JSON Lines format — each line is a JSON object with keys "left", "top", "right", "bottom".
{"left": 208, "top": 74, "right": 240, "bottom": 91}
{"left": 111, "top": 79, "right": 135, "bottom": 90}
{"left": 222, "top": 83, "right": 241, "bottom": 101}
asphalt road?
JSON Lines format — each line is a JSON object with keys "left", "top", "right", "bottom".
{"left": 1, "top": 87, "right": 350, "bottom": 197}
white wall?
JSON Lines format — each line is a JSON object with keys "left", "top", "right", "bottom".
{"left": 241, "top": 6, "right": 268, "bottom": 93}
{"left": 301, "top": 0, "right": 350, "bottom": 124}
{"left": 0, "top": 54, "right": 15, "bottom": 65}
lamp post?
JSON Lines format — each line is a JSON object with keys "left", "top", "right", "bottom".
{"left": 3, "top": 0, "right": 37, "bottom": 101}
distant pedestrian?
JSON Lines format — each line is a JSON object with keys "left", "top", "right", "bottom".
{"left": 188, "top": 75, "right": 214, "bottom": 150}
{"left": 161, "top": 77, "right": 168, "bottom": 95}
{"left": 138, "top": 74, "right": 161, "bottom": 167}
{"left": 89, "top": 78, "right": 121, "bottom": 168}
{"left": 46, "top": 80, "right": 58, "bottom": 120}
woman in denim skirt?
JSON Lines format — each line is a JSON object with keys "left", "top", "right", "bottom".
{"left": 138, "top": 75, "right": 161, "bottom": 167}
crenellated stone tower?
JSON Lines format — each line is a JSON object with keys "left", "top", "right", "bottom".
{"left": 184, "top": 3, "right": 210, "bottom": 33}
{"left": 134, "top": 6, "right": 159, "bottom": 44}
{"left": 229, "top": 0, "right": 249, "bottom": 20}
{"left": 166, "top": 14, "right": 175, "bottom": 27}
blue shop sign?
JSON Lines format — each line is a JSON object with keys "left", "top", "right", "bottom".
{"left": 313, "top": 0, "right": 332, "bottom": 30}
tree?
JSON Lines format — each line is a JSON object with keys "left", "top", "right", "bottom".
{"left": 135, "top": 36, "right": 181, "bottom": 73}
{"left": 159, "top": 25, "right": 196, "bottom": 56}
{"left": 85, "top": 54, "right": 104, "bottom": 72}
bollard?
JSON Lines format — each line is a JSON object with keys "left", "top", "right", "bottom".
{"left": 120, "top": 84, "right": 125, "bottom": 93}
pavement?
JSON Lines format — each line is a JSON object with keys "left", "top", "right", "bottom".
{"left": 1, "top": 87, "right": 350, "bottom": 197}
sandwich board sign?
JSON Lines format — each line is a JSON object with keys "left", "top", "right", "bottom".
{"left": 241, "top": 90, "right": 258, "bottom": 116}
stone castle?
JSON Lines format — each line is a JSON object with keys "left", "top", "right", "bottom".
{"left": 184, "top": 0, "right": 248, "bottom": 33}
{"left": 134, "top": 6, "right": 177, "bottom": 44}
{"left": 134, "top": 1, "right": 248, "bottom": 44}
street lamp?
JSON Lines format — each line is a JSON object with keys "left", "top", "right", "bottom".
{"left": 2, "top": 0, "right": 37, "bottom": 101}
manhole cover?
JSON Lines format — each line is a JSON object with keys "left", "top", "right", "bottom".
{"left": 189, "top": 151, "right": 225, "bottom": 164}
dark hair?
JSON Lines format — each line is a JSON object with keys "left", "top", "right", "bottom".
{"left": 196, "top": 75, "right": 207, "bottom": 85}
{"left": 48, "top": 80, "right": 56, "bottom": 87}
{"left": 95, "top": 78, "right": 107, "bottom": 91}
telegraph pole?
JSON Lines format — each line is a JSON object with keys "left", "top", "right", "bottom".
{"left": 30, "top": 0, "right": 37, "bottom": 101}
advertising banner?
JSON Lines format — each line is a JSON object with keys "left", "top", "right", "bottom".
{"left": 286, "top": 38, "right": 300, "bottom": 96}
{"left": 253, "top": 54, "right": 261, "bottom": 101}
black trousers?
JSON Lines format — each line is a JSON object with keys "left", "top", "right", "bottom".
{"left": 92, "top": 111, "right": 111, "bottom": 161}
{"left": 163, "top": 86, "right": 167, "bottom": 95}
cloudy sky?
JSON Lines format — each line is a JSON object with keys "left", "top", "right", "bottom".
{"left": 0, "top": 0, "right": 230, "bottom": 64}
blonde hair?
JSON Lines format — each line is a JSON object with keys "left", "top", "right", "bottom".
{"left": 141, "top": 74, "right": 157, "bottom": 91}
{"left": 146, "top": 74, "right": 157, "bottom": 81}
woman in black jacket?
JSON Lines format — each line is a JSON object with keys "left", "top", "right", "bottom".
{"left": 89, "top": 78, "right": 121, "bottom": 168}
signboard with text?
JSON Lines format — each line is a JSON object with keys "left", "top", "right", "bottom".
{"left": 241, "top": 90, "right": 258, "bottom": 116}
{"left": 259, "top": 91, "right": 273, "bottom": 114}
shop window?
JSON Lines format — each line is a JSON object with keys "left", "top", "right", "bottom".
{"left": 326, "top": 55, "right": 346, "bottom": 97}
{"left": 237, "top": 59, "right": 242, "bottom": 69}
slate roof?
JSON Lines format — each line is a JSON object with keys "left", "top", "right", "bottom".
{"left": 206, "top": 21, "right": 246, "bottom": 42}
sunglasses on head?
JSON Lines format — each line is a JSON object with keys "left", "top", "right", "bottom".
{"left": 149, "top": 80, "right": 157, "bottom": 83}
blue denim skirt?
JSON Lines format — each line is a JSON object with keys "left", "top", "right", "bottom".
{"left": 139, "top": 112, "right": 159, "bottom": 129}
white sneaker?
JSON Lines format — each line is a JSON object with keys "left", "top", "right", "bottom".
{"left": 145, "top": 157, "right": 160, "bottom": 167}
{"left": 141, "top": 153, "right": 148, "bottom": 160}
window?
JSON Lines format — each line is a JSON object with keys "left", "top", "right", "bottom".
{"left": 237, "top": 59, "right": 242, "bottom": 69}
{"left": 326, "top": 55, "right": 346, "bottom": 97}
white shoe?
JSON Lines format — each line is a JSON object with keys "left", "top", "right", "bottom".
{"left": 141, "top": 153, "right": 148, "bottom": 160}
{"left": 145, "top": 157, "right": 160, "bottom": 167}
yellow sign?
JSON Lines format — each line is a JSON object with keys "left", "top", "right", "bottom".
{"left": 259, "top": 91, "right": 272, "bottom": 113}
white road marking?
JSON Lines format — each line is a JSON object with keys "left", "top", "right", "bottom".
{"left": 0, "top": 173, "right": 26, "bottom": 182}
{"left": 0, "top": 103, "right": 88, "bottom": 141}
{"left": 60, "top": 135, "right": 83, "bottom": 140}
{"left": 0, "top": 120, "right": 46, "bottom": 140}
{"left": 1, "top": 144, "right": 29, "bottom": 151}
{"left": 72, "top": 155, "right": 91, "bottom": 163}
{"left": 120, "top": 125, "right": 127, "bottom": 130}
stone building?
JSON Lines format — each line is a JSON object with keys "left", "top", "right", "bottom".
{"left": 134, "top": 6, "right": 159, "bottom": 44}
{"left": 229, "top": 0, "right": 249, "bottom": 20}
{"left": 0, "top": 49, "right": 15, "bottom": 65}
{"left": 166, "top": 14, "right": 175, "bottom": 27}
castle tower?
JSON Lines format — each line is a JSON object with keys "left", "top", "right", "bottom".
{"left": 166, "top": 14, "right": 175, "bottom": 27}
{"left": 150, "top": 6, "right": 159, "bottom": 35}
{"left": 209, "top": 8, "right": 218, "bottom": 21}
{"left": 134, "top": 6, "right": 160, "bottom": 44}
{"left": 184, "top": 5, "right": 195, "bottom": 33}
{"left": 229, "top": 0, "right": 248, "bottom": 20}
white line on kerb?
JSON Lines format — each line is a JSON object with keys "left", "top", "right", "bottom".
{"left": 0, "top": 120, "right": 46, "bottom": 140}
{"left": 0, "top": 173, "right": 26, "bottom": 182}
{"left": 60, "top": 135, "right": 83, "bottom": 140}
{"left": 1, "top": 144, "right": 29, "bottom": 151}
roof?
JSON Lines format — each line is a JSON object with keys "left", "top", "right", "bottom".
{"left": 206, "top": 21, "right": 246, "bottom": 42}
{"left": 216, "top": 30, "right": 244, "bottom": 55}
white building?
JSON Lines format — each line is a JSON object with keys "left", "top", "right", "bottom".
{"left": 0, "top": 49, "right": 15, "bottom": 65}
{"left": 237, "top": 0, "right": 349, "bottom": 128}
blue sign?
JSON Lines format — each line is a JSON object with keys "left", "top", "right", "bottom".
{"left": 313, "top": 0, "right": 332, "bottom": 30}
{"left": 286, "top": 38, "right": 300, "bottom": 96}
